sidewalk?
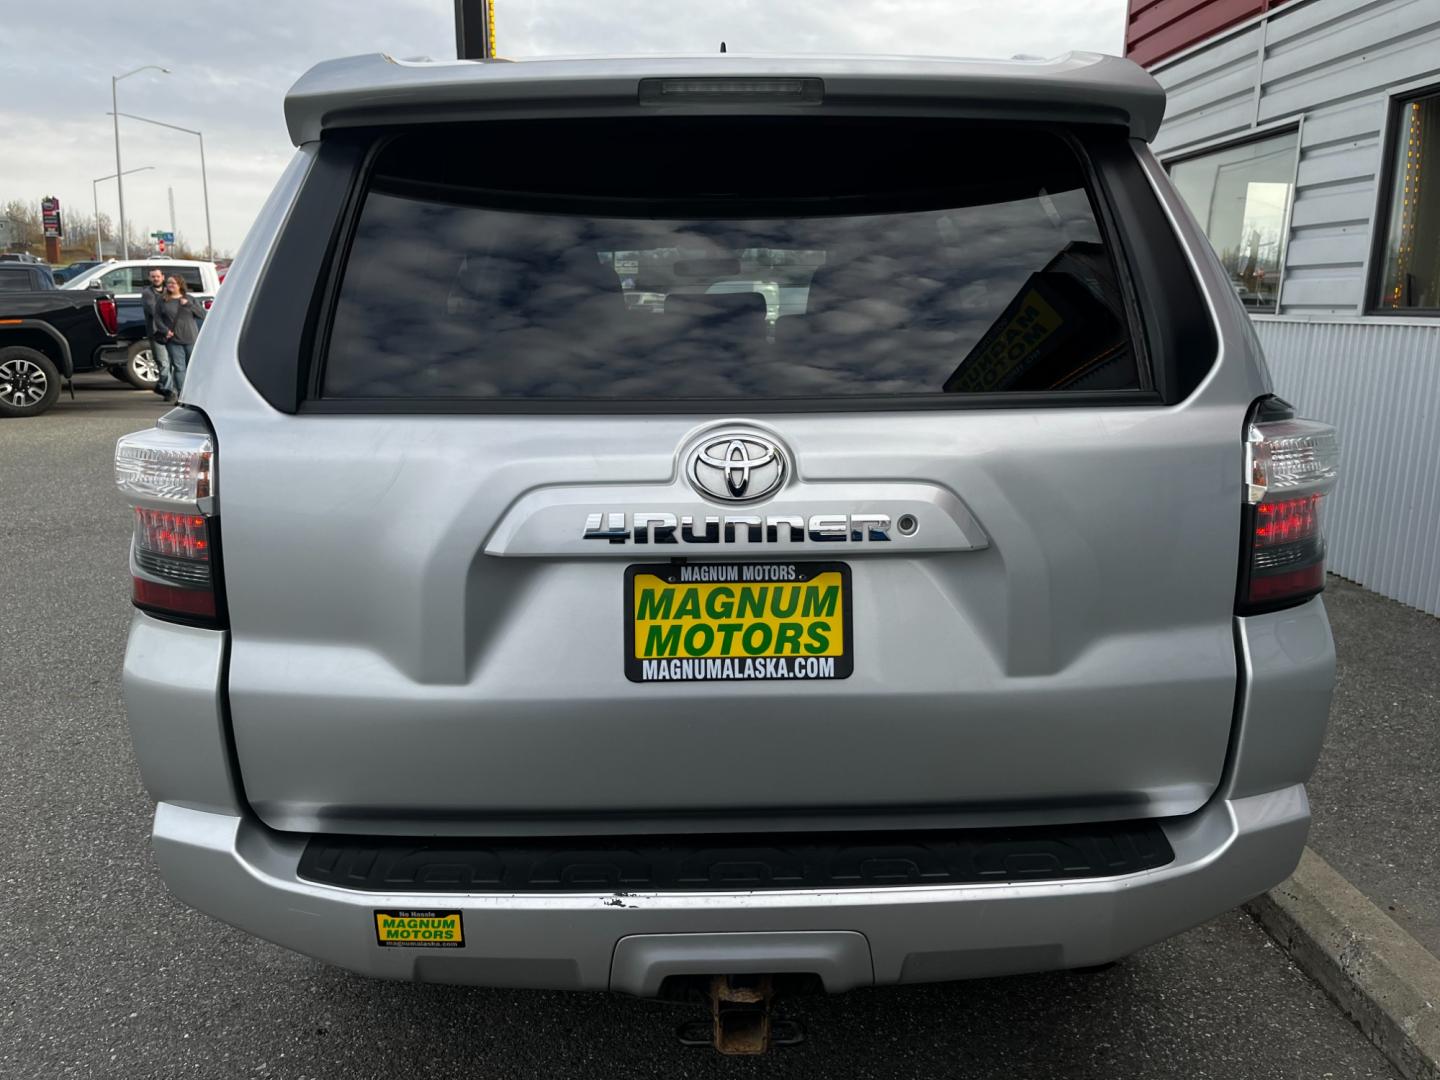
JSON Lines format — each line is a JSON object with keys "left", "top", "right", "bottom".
{"left": 1306, "top": 577, "right": 1440, "bottom": 961}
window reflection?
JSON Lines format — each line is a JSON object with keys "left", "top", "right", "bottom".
{"left": 1169, "top": 130, "right": 1298, "bottom": 313}
{"left": 322, "top": 124, "right": 1142, "bottom": 402}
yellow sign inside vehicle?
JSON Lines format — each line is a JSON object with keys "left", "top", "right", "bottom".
{"left": 374, "top": 910, "right": 464, "bottom": 948}
{"left": 624, "top": 562, "right": 853, "bottom": 682}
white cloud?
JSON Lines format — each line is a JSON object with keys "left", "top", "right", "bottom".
{"left": 1, "top": 0, "right": 1126, "bottom": 255}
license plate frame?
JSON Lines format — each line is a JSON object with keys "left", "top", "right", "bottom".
{"left": 624, "top": 561, "right": 854, "bottom": 683}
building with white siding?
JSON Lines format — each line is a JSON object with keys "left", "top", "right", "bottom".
{"left": 1126, "top": 0, "right": 1440, "bottom": 615}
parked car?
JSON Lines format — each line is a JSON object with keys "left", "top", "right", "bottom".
{"left": 64, "top": 259, "right": 220, "bottom": 389}
{"left": 0, "top": 287, "right": 119, "bottom": 416}
{"left": 0, "top": 251, "right": 44, "bottom": 264}
{"left": 52, "top": 260, "right": 107, "bottom": 285}
{"left": 0, "top": 262, "right": 58, "bottom": 292}
{"left": 114, "top": 52, "right": 1341, "bottom": 1050}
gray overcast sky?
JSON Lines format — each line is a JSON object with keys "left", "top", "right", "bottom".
{"left": 3, "top": 0, "right": 1126, "bottom": 256}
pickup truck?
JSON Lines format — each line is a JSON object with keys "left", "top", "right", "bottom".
{"left": 0, "top": 289, "right": 120, "bottom": 417}
{"left": 0, "top": 262, "right": 59, "bottom": 291}
{"left": 63, "top": 260, "right": 220, "bottom": 389}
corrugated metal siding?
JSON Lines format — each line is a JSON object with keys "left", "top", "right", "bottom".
{"left": 1151, "top": 24, "right": 1265, "bottom": 150}
{"left": 1125, "top": 0, "right": 1297, "bottom": 68}
{"left": 1149, "top": 0, "right": 1440, "bottom": 316}
{"left": 1257, "top": 320, "right": 1440, "bottom": 616}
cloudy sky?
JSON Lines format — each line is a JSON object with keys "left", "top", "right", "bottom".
{"left": 3, "top": 0, "right": 1126, "bottom": 257}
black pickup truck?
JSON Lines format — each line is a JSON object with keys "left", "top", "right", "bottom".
{"left": 0, "top": 287, "right": 121, "bottom": 417}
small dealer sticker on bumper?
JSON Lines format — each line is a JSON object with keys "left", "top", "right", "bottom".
{"left": 374, "top": 910, "right": 464, "bottom": 948}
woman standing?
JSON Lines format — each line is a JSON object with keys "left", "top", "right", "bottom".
{"left": 155, "top": 275, "right": 202, "bottom": 402}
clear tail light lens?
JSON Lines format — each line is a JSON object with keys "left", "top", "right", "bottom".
{"left": 115, "top": 419, "right": 223, "bottom": 627}
{"left": 1239, "top": 400, "right": 1340, "bottom": 614}
{"left": 115, "top": 428, "right": 213, "bottom": 502}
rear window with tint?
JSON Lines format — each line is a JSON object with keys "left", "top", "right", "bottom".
{"left": 0, "top": 267, "right": 35, "bottom": 291}
{"left": 173, "top": 266, "right": 205, "bottom": 292}
{"left": 321, "top": 120, "right": 1143, "bottom": 402}
{"left": 156, "top": 266, "right": 205, "bottom": 292}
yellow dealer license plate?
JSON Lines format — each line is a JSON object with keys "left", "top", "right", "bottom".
{"left": 625, "top": 562, "right": 853, "bottom": 683}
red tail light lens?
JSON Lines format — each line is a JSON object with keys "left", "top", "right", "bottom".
{"left": 135, "top": 509, "right": 211, "bottom": 560}
{"left": 1246, "top": 494, "right": 1326, "bottom": 608}
{"left": 1238, "top": 400, "right": 1339, "bottom": 614}
{"left": 97, "top": 297, "right": 118, "bottom": 334}
{"left": 202, "top": 297, "right": 214, "bottom": 311}
{"left": 130, "top": 507, "right": 217, "bottom": 621}
{"left": 133, "top": 577, "right": 217, "bottom": 618}
{"left": 1254, "top": 494, "right": 1321, "bottom": 547}
{"left": 1246, "top": 562, "right": 1326, "bottom": 606}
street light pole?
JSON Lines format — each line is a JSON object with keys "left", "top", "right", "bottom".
{"left": 197, "top": 131, "right": 212, "bottom": 261}
{"left": 111, "top": 65, "right": 169, "bottom": 260}
{"left": 108, "top": 110, "right": 211, "bottom": 260}
{"left": 92, "top": 166, "right": 156, "bottom": 260}
{"left": 111, "top": 77, "right": 123, "bottom": 258}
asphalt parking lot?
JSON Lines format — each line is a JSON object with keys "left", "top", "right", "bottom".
{"left": 0, "top": 375, "right": 1403, "bottom": 1079}
{"left": 1308, "top": 576, "right": 1440, "bottom": 959}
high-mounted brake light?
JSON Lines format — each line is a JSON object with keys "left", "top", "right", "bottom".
{"left": 1238, "top": 399, "right": 1340, "bottom": 614}
{"left": 115, "top": 421, "right": 223, "bottom": 626}
{"left": 638, "top": 77, "right": 824, "bottom": 105}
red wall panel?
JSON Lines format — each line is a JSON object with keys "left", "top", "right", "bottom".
{"left": 1125, "top": 0, "right": 1296, "bottom": 67}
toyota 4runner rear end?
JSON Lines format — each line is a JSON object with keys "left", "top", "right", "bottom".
{"left": 117, "top": 52, "right": 1340, "bottom": 1010}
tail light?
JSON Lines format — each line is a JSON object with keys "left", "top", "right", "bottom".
{"left": 202, "top": 297, "right": 214, "bottom": 311}
{"left": 1238, "top": 398, "right": 1340, "bottom": 614}
{"left": 97, "top": 297, "right": 118, "bottom": 334}
{"left": 115, "top": 416, "right": 224, "bottom": 627}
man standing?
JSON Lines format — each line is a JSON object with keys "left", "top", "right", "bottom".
{"left": 140, "top": 267, "right": 172, "bottom": 397}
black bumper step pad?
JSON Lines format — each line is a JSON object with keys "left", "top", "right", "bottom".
{"left": 297, "top": 819, "right": 1174, "bottom": 892}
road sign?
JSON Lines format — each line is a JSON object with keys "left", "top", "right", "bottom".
{"left": 150, "top": 231, "right": 175, "bottom": 243}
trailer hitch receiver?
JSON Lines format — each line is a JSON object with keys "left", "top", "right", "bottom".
{"left": 710, "top": 974, "right": 774, "bottom": 1054}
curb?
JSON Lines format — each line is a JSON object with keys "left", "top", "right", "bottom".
{"left": 1246, "top": 847, "right": 1440, "bottom": 1080}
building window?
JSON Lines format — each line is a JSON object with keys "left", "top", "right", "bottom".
{"left": 1375, "top": 89, "right": 1440, "bottom": 312}
{"left": 1168, "top": 129, "right": 1299, "bottom": 313}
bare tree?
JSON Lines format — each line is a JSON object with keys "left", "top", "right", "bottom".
{"left": 1, "top": 198, "right": 43, "bottom": 252}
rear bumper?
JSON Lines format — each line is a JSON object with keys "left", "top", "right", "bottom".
{"left": 151, "top": 783, "right": 1309, "bottom": 992}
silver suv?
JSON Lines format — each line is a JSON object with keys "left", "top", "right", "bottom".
{"left": 116, "top": 51, "right": 1340, "bottom": 1029}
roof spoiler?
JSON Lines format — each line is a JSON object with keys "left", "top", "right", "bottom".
{"left": 284, "top": 51, "right": 1166, "bottom": 146}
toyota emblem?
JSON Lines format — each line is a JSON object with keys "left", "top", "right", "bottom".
{"left": 688, "top": 432, "right": 788, "bottom": 502}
